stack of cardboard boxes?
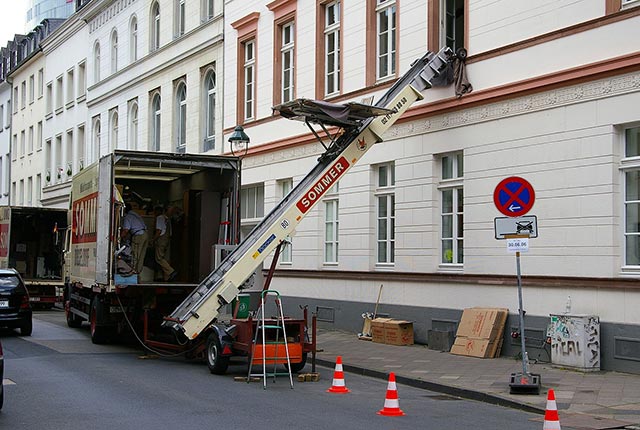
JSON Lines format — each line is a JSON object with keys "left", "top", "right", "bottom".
{"left": 450, "top": 308, "right": 509, "bottom": 358}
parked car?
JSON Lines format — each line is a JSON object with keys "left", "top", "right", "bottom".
{"left": 0, "top": 338, "right": 4, "bottom": 410}
{"left": 0, "top": 269, "right": 33, "bottom": 336}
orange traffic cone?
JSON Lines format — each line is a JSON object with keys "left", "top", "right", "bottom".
{"left": 543, "top": 389, "right": 561, "bottom": 430}
{"left": 377, "top": 372, "right": 405, "bottom": 416}
{"left": 327, "top": 356, "right": 350, "bottom": 393}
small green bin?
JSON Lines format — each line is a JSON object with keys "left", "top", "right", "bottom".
{"left": 234, "top": 293, "right": 251, "bottom": 318}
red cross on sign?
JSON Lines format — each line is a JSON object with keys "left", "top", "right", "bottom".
{"left": 493, "top": 176, "right": 535, "bottom": 217}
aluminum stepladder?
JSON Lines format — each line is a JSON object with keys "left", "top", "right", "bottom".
{"left": 247, "top": 290, "right": 294, "bottom": 389}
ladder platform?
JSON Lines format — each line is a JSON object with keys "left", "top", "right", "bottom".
{"left": 272, "top": 98, "right": 395, "bottom": 128}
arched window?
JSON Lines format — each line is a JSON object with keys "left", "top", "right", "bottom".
{"left": 93, "top": 42, "right": 100, "bottom": 82}
{"left": 128, "top": 101, "right": 138, "bottom": 149}
{"left": 175, "top": 82, "right": 186, "bottom": 151}
{"left": 130, "top": 16, "right": 138, "bottom": 63}
{"left": 110, "top": 29, "right": 118, "bottom": 74}
{"left": 92, "top": 118, "right": 101, "bottom": 162}
{"left": 203, "top": 69, "right": 215, "bottom": 150}
{"left": 150, "top": 2, "right": 160, "bottom": 51}
{"left": 151, "top": 93, "right": 161, "bottom": 151}
{"left": 110, "top": 110, "right": 118, "bottom": 151}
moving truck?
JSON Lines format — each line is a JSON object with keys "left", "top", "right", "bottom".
{"left": 64, "top": 150, "right": 241, "bottom": 345}
{"left": 0, "top": 206, "right": 67, "bottom": 308}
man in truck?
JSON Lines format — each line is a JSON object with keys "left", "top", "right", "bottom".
{"left": 121, "top": 203, "right": 149, "bottom": 275}
{"left": 153, "top": 205, "right": 177, "bottom": 282}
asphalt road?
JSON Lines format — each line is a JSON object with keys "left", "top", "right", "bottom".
{"left": 0, "top": 310, "right": 543, "bottom": 430}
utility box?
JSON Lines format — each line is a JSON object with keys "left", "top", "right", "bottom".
{"left": 549, "top": 314, "right": 600, "bottom": 371}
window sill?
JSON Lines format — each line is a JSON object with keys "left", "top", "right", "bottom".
{"left": 45, "top": 112, "right": 53, "bottom": 120}
{"left": 54, "top": 107, "right": 63, "bottom": 115}
{"left": 65, "top": 101, "right": 75, "bottom": 110}
{"left": 622, "top": 0, "right": 640, "bottom": 10}
{"left": 438, "top": 263, "right": 463, "bottom": 273}
{"left": 77, "top": 94, "right": 86, "bottom": 103}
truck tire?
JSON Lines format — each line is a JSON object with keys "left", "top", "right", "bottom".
{"left": 20, "top": 318, "right": 33, "bottom": 336}
{"left": 286, "top": 353, "right": 308, "bottom": 373}
{"left": 206, "top": 331, "right": 229, "bottom": 375}
{"left": 65, "top": 301, "right": 83, "bottom": 328}
{"left": 90, "top": 298, "right": 110, "bottom": 344}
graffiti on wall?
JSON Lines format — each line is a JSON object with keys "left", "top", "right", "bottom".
{"left": 549, "top": 314, "right": 600, "bottom": 369}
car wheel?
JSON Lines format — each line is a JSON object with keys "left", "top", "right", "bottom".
{"left": 90, "top": 298, "right": 109, "bottom": 344}
{"left": 206, "top": 331, "right": 229, "bottom": 375}
{"left": 65, "top": 301, "right": 82, "bottom": 328}
{"left": 20, "top": 318, "right": 33, "bottom": 336}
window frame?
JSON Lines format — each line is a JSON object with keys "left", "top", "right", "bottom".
{"left": 150, "top": 91, "right": 162, "bottom": 152}
{"left": 438, "top": 152, "right": 464, "bottom": 267}
{"left": 150, "top": 2, "right": 161, "bottom": 52}
{"left": 110, "top": 29, "right": 118, "bottom": 74}
{"left": 109, "top": 108, "right": 118, "bottom": 152}
{"left": 321, "top": 0, "right": 342, "bottom": 98}
{"left": 93, "top": 41, "right": 101, "bottom": 83}
{"left": 130, "top": 16, "right": 138, "bottom": 63}
{"left": 243, "top": 39, "right": 256, "bottom": 122}
{"left": 240, "top": 183, "right": 265, "bottom": 221}
{"left": 128, "top": 99, "right": 138, "bottom": 150}
{"left": 621, "top": 126, "right": 640, "bottom": 268}
{"left": 203, "top": 67, "right": 216, "bottom": 151}
{"left": 175, "top": 80, "right": 187, "bottom": 152}
{"left": 375, "top": 163, "right": 395, "bottom": 265}
{"left": 324, "top": 183, "right": 340, "bottom": 265}
{"left": 375, "top": 0, "right": 397, "bottom": 81}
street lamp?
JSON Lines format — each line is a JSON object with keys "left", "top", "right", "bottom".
{"left": 228, "top": 125, "right": 250, "bottom": 158}
{"left": 228, "top": 125, "right": 250, "bottom": 245}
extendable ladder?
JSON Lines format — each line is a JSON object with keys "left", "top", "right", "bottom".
{"left": 247, "top": 290, "right": 294, "bottom": 389}
{"left": 163, "top": 47, "right": 456, "bottom": 341}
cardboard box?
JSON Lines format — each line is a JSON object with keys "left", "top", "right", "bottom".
{"left": 371, "top": 318, "right": 392, "bottom": 343}
{"left": 451, "top": 307, "right": 508, "bottom": 358}
{"left": 384, "top": 320, "right": 414, "bottom": 346}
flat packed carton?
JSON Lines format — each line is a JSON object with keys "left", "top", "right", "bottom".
{"left": 450, "top": 307, "right": 508, "bottom": 358}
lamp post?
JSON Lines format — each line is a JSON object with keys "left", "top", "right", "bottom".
{"left": 228, "top": 126, "right": 250, "bottom": 245}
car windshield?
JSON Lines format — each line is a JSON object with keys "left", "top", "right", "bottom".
{"left": 0, "top": 275, "right": 21, "bottom": 290}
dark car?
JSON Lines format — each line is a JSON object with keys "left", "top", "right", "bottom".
{"left": 0, "top": 338, "right": 4, "bottom": 410}
{"left": 0, "top": 269, "right": 33, "bottom": 336}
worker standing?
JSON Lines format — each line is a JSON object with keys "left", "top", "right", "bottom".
{"left": 121, "top": 203, "right": 149, "bottom": 274}
{"left": 154, "top": 205, "right": 177, "bottom": 281}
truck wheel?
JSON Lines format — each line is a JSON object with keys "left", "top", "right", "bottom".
{"left": 90, "top": 298, "right": 109, "bottom": 344}
{"left": 20, "top": 318, "right": 33, "bottom": 336}
{"left": 206, "top": 332, "right": 229, "bottom": 375}
{"left": 66, "top": 302, "right": 82, "bottom": 328}
{"left": 286, "top": 353, "right": 308, "bottom": 373}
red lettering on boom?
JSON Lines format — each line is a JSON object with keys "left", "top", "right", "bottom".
{"left": 296, "top": 156, "right": 349, "bottom": 214}
{"left": 72, "top": 191, "right": 98, "bottom": 244}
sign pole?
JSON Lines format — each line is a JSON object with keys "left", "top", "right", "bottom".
{"left": 515, "top": 250, "right": 529, "bottom": 378}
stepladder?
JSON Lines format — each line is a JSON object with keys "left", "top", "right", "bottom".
{"left": 247, "top": 290, "right": 295, "bottom": 389}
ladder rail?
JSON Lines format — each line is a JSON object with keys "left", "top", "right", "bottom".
{"left": 163, "top": 47, "right": 455, "bottom": 338}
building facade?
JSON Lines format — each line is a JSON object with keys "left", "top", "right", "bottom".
{"left": 223, "top": 0, "right": 640, "bottom": 373}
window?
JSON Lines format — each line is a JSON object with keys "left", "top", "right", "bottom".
{"left": 46, "top": 82, "right": 53, "bottom": 114}
{"left": 203, "top": 68, "right": 216, "bottom": 151}
{"left": 38, "top": 68, "right": 43, "bottom": 98}
{"left": 151, "top": 92, "right": 161, "bottom": 151}
{"left": 29, "top": 74, "right": 34, "bottom": 104}
{"left": 66, "top": 129, "right": 73, "bottom": 178}
{"left": 175, "top": 81, "right": 187, "bottom": 152}
{"left": 376, "top": 0, "right": 396, "bottom": 80}
{"left": 376, "top": 163, "right": 395, "bottom": 264}
{"left": 243, "top": 40, "right": 255, "bottom": 121}
{"left": 21, "top": 81, "right": 26, "bottom": 109}
{"left": 27, "top": 177, "right": 32, "bottom": 206}
{"left": 20, "top": 130, "right": 25, "bottom": 157}
{"left": 0, "top": 105, "right": 3, "bottom": 129}
{"left": 35, "top": 174, "right": 41, "bottom": 205}
{"left": 55, "top": 135, "right": 62, "bottom": 183}
{"left": 11, "top": 134, "right": 17, "bottom": 160}
{"left": 175, "top": 0, "right": 186, "bottom": 37}
{"left": 55, "top": 76, "right": 63, "bottom": 111}
{"left": 128, "top": 100, "right": 138, "bottom": 150}
{"left": 442, "top": 0, "right": 465, "bottom": 52}
{"left": 278, "top": 179, "right": 294, "bottom": 263}
{"left": 324, "top": 183, "right": 339, "bottom": 264}
{"left": 204, "top": 0, "right": 221, "bottom": 20}
{"left": 37, "top": 121, "right": 42, "bottom": 151}
{"left": 66, "top": 69, "right": 74, "bottom": 104}
{"left": 77, "top": 124, "right": 85, "bottom": 170}
{"left": 11, "top": 182, "right": 15, "bottom": 204}
{"left": 111, "top": 29, "right": 118, "bottom": 74}
{"left": 151, "top": 2, "right": 161, "bottom": 51}
{"left": 440, "top": 152, "right": 463, "bottom": 265}
{"left": 92, "top": 117, "right": 101, "bottom": 163}
{"left": 280, "top": 22, "right": 295, "bottom": 104}
{"left": 323, "top": 1, "right": 341, "bottom": 96}
{"left": 28, "top": 126, "right": 33, "bottom": 154}
{"left": 19, "top": 179, "right": 24, "bottom": 205}
{"left": 77, "top": 61, "right": 86, "bottom": 98}
{"left": 110, "top": 109, "right": 118, "bottom": 151}
{"left": 241, "top": 184, "right": 264, "bottom": 220}
{"left": 623, "top": 127, "right": 640, "bottom": 266}
{"left": 94, "top": 42, "right": 100, "bottom": 82}
{"left": 130, "top": 16, "right": 138, "bottom": 62}
{"left": 13, "top": 87, "right": 17, "bottom": 113}
{"left": 45, "top": 139, "right": 52, "bottom": 182}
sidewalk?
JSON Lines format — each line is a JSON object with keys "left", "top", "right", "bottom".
{"left": 314, "top": 329, "right": 640, "bottom": 430}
